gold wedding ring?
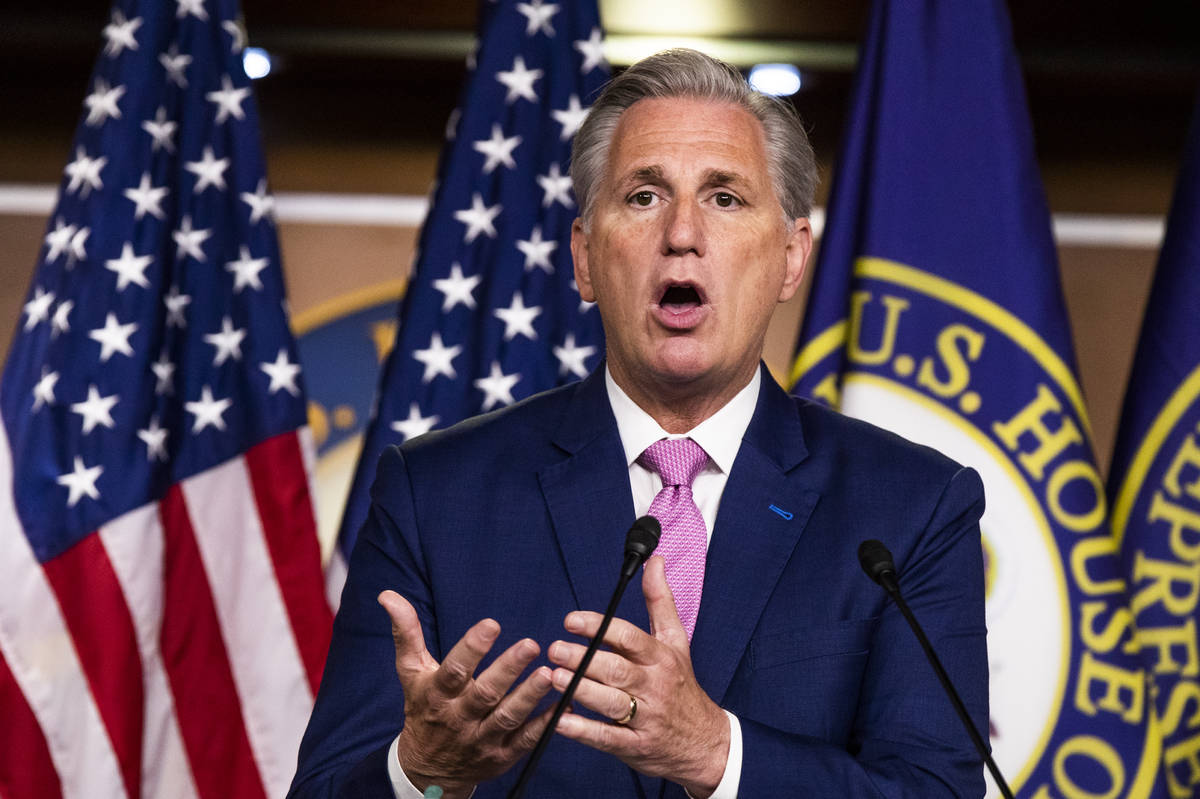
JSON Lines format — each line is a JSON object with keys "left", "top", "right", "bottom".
{"left": 614, "top": 694, "right": 637, "bottom": 725}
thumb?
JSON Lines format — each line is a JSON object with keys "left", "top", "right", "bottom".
{"left": 642, "top": 556, "right": 686, "bottom": 644}
{"left": 378, "top": 590, "right": 438, "bottom": 679}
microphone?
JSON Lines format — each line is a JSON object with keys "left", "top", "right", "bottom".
{"left": 507, "top": 516, "right": 661, "bottom": 799}
{"left": 857, "top": 540, "right": 1014, "bottom": 799}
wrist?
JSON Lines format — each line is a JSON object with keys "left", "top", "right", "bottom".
{"left": 396, "top": 730, "right": 475, "bottom": 799}
{"left": 680, "top": 704, "right": 730, "bottom": 798}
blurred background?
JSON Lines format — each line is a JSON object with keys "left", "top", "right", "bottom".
{"left": 2, "top": 0, "right": 1197, "bottom": 477}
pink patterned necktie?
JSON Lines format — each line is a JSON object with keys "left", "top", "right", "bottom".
{"left": 638, "top": 438, "right": 710, "bottom": 640}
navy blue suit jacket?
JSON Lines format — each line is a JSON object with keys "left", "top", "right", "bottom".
{"left": 290, "top": 367, "right": 988, "bottom": 797}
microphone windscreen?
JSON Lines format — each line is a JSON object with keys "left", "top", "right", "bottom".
{"left": 625, "top": 515, "right": 661, "bottom": 561}
{"left": 858, "top": 539, "right": 896, "bottom": 585}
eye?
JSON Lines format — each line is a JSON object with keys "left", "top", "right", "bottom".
{"left": 630, "top": 190, "right": 656, "bottom": 207}
{"left": 713, "top": 192, "right": 738, "bottom": 208}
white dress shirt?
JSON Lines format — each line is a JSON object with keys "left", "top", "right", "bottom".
{"left": 388, "top": 368, "right": 760, "bottom": 798}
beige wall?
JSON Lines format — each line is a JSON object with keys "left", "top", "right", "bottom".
{"left": 0, "top": 142, "right": 1164, "bottom": 477}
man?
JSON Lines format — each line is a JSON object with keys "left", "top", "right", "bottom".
{"left": 290, "top": 49, "right": 988, "bottom": 798}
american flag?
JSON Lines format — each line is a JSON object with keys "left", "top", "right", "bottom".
{"left": 0, "top": 1, "right": 332, "bottom": 798}
{"left": 333, "top": 0, "right": 609, "bottom": 575}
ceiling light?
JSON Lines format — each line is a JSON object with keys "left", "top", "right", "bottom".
{"left": 243, "top": 47, "right": 272, "bottom": 80}
{"left": 748, "top": 63, "right": 802, "bottom": 96}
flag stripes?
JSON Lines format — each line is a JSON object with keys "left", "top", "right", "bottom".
{"left": 244, "top": 433, "right": 332, "bottom": 696}
{"left": 0, "top": 431, "right": 319, "bottom": 799}
{"left": 40, "top": 533, "right": 145, "bottom": 799}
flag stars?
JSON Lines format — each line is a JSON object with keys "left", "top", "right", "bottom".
{"left": 23, "top": 287, "right": 55, "bottom": 330}
{"left": 226, "top": 246, "right": 269, "bottom": 292}
{"left": 496, "top": 56, "right": 543, "bottom": 104}
{"left": 260, "top": 349, "right": 302, "bottom": 395}
{"left": 537, "top": 162, "right": 573, "bottom": 208}
{"left": 206, "top": 74, "right": 250, "bottom": 124}
{"left": 89, "top": 312, "right": 138, "bottom": 361}
{"left": 84, "top": 78, "right": 125, "bottom": 127}
{"left": 44, "top": 218, "right": 77, "bottom": 263}
{"left": 185, "top": 385, "right": 233, "bottom": 433}
{"left": 516, "top": 226, "right": 557, "bottom": 273}
{"left": 516, "top": 0, "right": 559, "bottom": 36}
{"left": 473, "top": 124, "right": 523, "bottom": 174}
{"left": 151, "top": 352, "right": 176, "bottom": 395}
{"left": 554, "top": 333, "right": 597, "bottom": 378}
{"left": 138, "top": 417, "right": 169, "bottom": 461}
{"left": 185, "top": 146, "right": 230, "bottom": 193}
{"left": 432, "top": 263, "right": 481, "bottom": 311}
{"left": 552, "top": 94, "right": 588, "bottom": 140}
{"left": 142, "top": 107, "right": 178, "bottom": 152}
{"left": 574, "top": 28, "right": 606, "bottom": 74}
{"left": 391, "top": 404, "right": 439, "bottom": 442}
{"left": 51, "top": 300, "right": 73, "bottom": 337}
{"left": 32, "top": 369, "right": 59, "bottom": 411}
{"left": 475, "top": 362, "right": 520, "bottom": 411}
{"left": 106, "top": 243, "right": 154, "bottom": 291}
{"left": 66, "top": 227, "right": 90, "bottom": 268}
{"left": 159, "top": 47, "right": 192, "bottom": 89}
{"left": 124, "top": 172, "right": 169, "bottom": 220}
{"left": 454, "top": 193, "right": 502, "bottom": 243}
{"left": 58, "top": 457, "right": 103, "bottom": 507}
{"left": 222, "top": 19, "right": 247, "bottom": 53}
{"left": 413, "top": 332, "right": 462, "bottom": 383}
{"left": 204, "top": 316, "right": 247, "bottom": 366}
{"left": 64, "top": 147, "right": 107, "bottom": 197}
{"left": 176, "top": 0, "right": 208, "bottom": 21}
{"left": 240, "top": 179, "right": 275, "bottom": 224}
{"left": 163, "top": 285, "right": 191, "bottom": 327}
{"left": 494, "top": 292, "right": 542, "bottom": 341}
{"left": 173, "top": 215, "right": 212, "bottom": 262}
{"left": 102, "top": 10, "right": 142, "bottom": 58}
{"left": 71, "top": 385, "right": 119, "bottom": 434}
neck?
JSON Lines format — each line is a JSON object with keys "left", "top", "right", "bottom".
{"left": 609, "top": 361, "right": 759, "bottom": 434}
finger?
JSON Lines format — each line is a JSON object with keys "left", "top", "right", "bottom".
{"left": 554, "top": 710, "right": 637, "bottom": 755}
{"left": 562, "top": 612, "right": 657, "bottom": 665}
{"left": 431, "top": 617, "right": 502, "bottom": 697}
{"left": 461, "top": 637, "right": 541, "bottom": 716}
{"left": 642, "top": 556, "right": 687, "bottom": 646}
{"left": 551, "top": 667, "right": 636, "bottom": 723}
{"left": 547, "top": 640, "right": 639, "bottom": 691}
{"left": 378, "top": 591, "right": 438, "bottom": 679}
{"left": 481, "top": 665, "right": 554, "bottom": 735}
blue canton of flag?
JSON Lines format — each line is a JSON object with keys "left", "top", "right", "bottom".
{"left": 791, "top": 0, "right": 1166, "bottom": 796}
{"left": 0, "top": 1, "right": 331, "bottom": 797}
{"left": 1109, "top": 89, "right": 1200, "bottom": 798}
{"left": 333, "top": 0, "right": 609, "bottom": 577}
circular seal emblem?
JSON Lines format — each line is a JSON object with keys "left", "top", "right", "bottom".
{"left": 792, "top": 257, "right": 1160, "bottom": 798}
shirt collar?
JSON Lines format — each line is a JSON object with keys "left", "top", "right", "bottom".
{"left": 604, "top": 365, "right": 761, "bottom": 475}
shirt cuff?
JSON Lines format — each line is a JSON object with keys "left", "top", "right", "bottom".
{"left": 387, "top": 735, "right": 477, "bottom": 799}
{"left": 689, "top": 710, "right": 742, "bottom": 799}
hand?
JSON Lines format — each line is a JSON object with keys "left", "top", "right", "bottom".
{"left": 378, "top": 591, "right": 554, "bottom": 799}
{"left": 546, "top": 556, "right": 730, "bottom": 798}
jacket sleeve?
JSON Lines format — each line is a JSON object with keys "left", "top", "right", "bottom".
{"left": 288, "top": 447, "right": 433, "bottom": 799}
{"left": 736, "top": 466, "right": 990, "bottom": 797}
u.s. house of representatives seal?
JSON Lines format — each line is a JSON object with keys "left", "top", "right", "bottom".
{"left": 792, "top": 257, "right": 1161, "bottom": 799}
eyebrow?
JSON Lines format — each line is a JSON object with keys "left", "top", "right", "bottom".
{"left": 700, "top": 169, "right": 749, "bottom": 190}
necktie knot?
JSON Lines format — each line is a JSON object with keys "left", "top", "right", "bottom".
{"left": 638, "top": 438, "right": 708, "bottom": 488}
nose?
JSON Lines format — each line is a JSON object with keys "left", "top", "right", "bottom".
{"left": 662, "top": 199, "right": 704, "bottom": 257}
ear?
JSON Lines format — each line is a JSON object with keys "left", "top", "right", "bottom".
{"left": 570, "top": 217, "right": 597, "bottom": 303}
{"left": 778, "top": 217, "right": 813, "bottom": 303}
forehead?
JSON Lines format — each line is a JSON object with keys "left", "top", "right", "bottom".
{"left": 606, "top": 96, "right": 770, "bottom": 183}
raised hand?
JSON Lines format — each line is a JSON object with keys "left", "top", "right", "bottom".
{"left": 378, "top": 591, "right": 554, "bottom": 798}
{"left": 546, "top": 557, "right": 730, "bottom": 798}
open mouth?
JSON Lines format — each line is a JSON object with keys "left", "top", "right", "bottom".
{"left": 659, "top": 283, "right": 704, "bottom": 314}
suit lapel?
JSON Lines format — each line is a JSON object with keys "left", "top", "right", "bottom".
{"left": 538, "top": 368, "right": 648, "bottom": 630}
{"left": 690, "top": 371, "right": 820, "bottom": 704}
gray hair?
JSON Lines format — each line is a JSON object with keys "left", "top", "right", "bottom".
{"left": 571, "top": 48, "right": 817, "bottom": 226}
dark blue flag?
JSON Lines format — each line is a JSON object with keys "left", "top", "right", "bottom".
{"left": 0, "top": 1, "right": 331, "bottom": 796}
{"left": 332, "top": 0, "right": 609, "bottom": 590}
{"left": 1109, "top": 89, "right": 1200, "bottom": 798}
{"left": 791, "top": 1, "right": 1165, "bottom": 795}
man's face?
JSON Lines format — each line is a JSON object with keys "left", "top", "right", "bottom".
{"left": 572, "top": 96, "right": 811, "bottom": 400}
